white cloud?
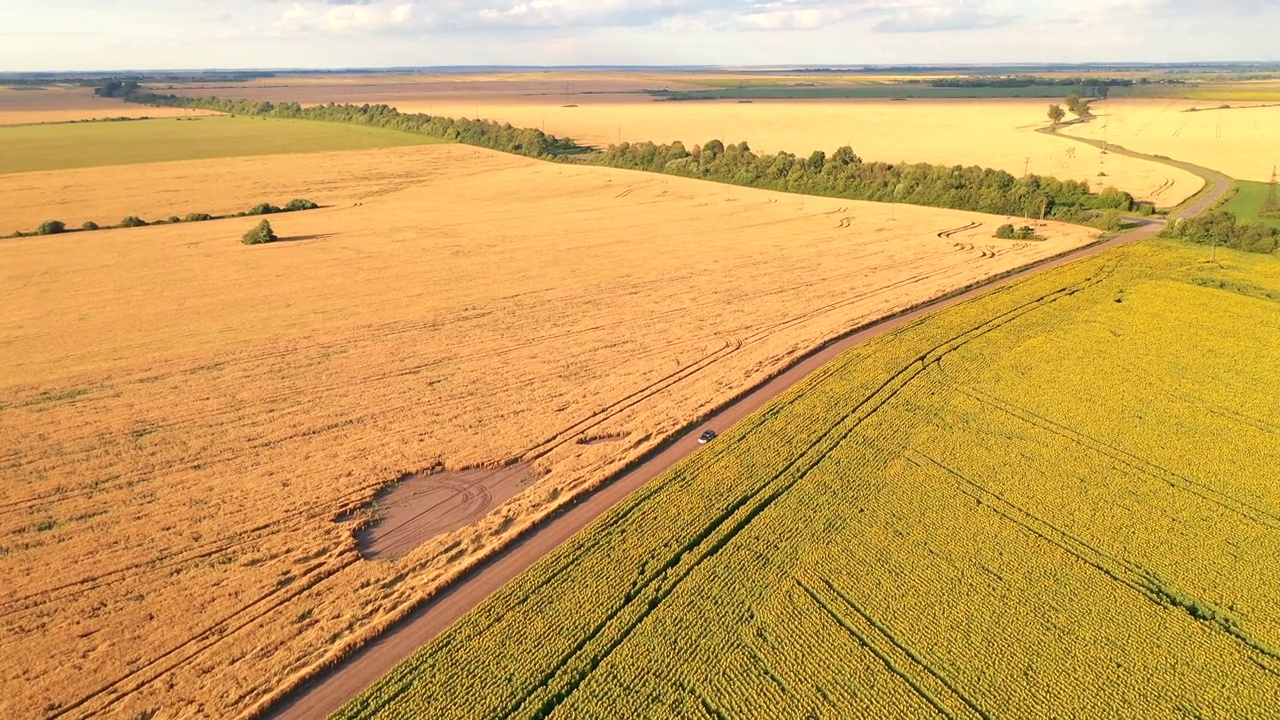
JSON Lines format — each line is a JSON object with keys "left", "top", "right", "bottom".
{"left": 873, "top": 0, "right": 1016, "bottom": 33}
{"left": 277, "top": 0, "right": 417, "bottom": 35}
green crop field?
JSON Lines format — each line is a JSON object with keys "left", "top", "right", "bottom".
{"left": 1222, "top": 180, "right": 1280, "bottom": 229}
{"left": 0, "top": 115, "right": 442, "bottom": 174}
{"left": 337, "top": 239, "right": 1280, "bottom": 720}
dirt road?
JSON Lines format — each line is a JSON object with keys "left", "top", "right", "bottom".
{"left": 261, "top": 171, "right": 1228, "bottom": 720}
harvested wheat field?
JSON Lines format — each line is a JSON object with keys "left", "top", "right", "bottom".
{"left": 0, "top": 143, "right": 1099, "bottom": 719}
{"left": 1060, "top": 98, "right": 1280, "bottom": 183}
{"left": 189, "top": 77, "right": 1202, "bottom": 207}
{"left": 0, "top": 85, "right": 214, "bottom": 125}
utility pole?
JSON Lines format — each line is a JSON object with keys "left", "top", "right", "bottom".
{"left": 1023, "top": 157, "right": 1030, "bottom": 178}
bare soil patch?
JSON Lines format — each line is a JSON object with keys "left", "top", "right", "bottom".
{"left": 354, "top": 465, "right": 530, "bottom": 560}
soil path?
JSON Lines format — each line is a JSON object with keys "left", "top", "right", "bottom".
{"left": 1037, "top": 115, "right": 1233, "bottom": 218}
{"left": 261, "top": 166, "right": 1229, "bottom": 720}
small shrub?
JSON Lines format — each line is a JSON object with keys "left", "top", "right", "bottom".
{"left": 241, "top": 219, "right": 278, "bottom": 245}
{"left": 168, "top": 216, "right": 181, "bottom": 224}
{"left": 283, "top": 199, "right": 319, "bottom": 212}
{"left": 36, "top": 220, "right": 66, "bottom": 236}
{"left": 82, "top": 221, "right": 100, "bottom": 231}
{"left": 120, "top": 216, "right": 148, "bottom": 228}
{"left": 1015, "top": 225, "right": 1037, "bottom": 240}
{"left": 247, "top": 202, "right": 281, "bottom": 216}
{"left": 994, "top": 224, "right": 1016, "bottom": 239}
{"left": 184, "top": 213, "right": 214, "bottom": 223}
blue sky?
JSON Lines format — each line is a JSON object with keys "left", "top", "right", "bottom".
{"left": 1, "top": 0, "right": 1277, "bottom": 71}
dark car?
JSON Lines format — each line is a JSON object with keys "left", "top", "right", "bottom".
{"left": 698, "top": 429, "right": 717, "bottom": 444}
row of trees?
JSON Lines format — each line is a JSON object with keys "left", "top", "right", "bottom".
{"left": 121, "top": 89, "right": 586, "bottom": 159}
{"left": 930, "top": 76, "right": 1124, "bottom": 94}
{"left": 116, "top": 84, "right": 1135, "bottom": 225}
{"left": 1160, "top": 211, "right": 1280, "bottom": 254}
{"left": 593, "top": 139, "right": 1135, "bottom": 221}
{"left": 7, "top": 199, "right": 318, "bottom": 239}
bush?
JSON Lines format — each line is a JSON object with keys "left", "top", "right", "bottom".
{"left": 168, "top": 215, "right": 181, "bottom": 224}
{"left": 36, "top": 220, "right": 66, "bottom": 235}
{"left": 242, "top": 219, "right": 278, "bottom": 245}
{"left": 283, "top": 199, "right": 319, "bottom": 212}
{"left": 184, "top": 213, "right": 214, "bottom": 222}
{"left": 82, "top": 221, "right": 100, "bottom": 231}
{"left": 120, "top": 216, "right": 148, "bottom": 228}
{"left": 994, "top": 224, "right": 1016, "bottom": 239}
{"left": 247, "top": 203, "right": 281, "bottom": 216}
{"left": 1016, "top": 225, "right": 1037, "bottom": 240}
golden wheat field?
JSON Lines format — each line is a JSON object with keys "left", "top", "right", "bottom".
{"left": 183, "top": 75, "right": 1201, "bottom": 206}
{"left": 416, "top": 99, "right": 1202, "bottom": 206}
{"left": 0, "top": 142, "right": 1100, "bottom": 719}
{"left": 0, "top": 86, "right": 214, "bottom": 125}
{"left": 1060, "top": 98, "right": 1280, "bottom": 183}
{"left": 0, "top": 145, "right": 450, "bottom": 231}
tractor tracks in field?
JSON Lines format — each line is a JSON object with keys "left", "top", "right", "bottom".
{"left": 960, "top": 387, "right": 1280, "bottom": 531}
{"left": 913, "top": 449, "right": 1280, "bottom": 676}
{"left": 474, "top": 256, "right": 1119, "bottom": 720}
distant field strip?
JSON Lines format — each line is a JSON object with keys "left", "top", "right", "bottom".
{"left": 0, "top": 115, "right": 439, "bottom": 174}
{"left": 337, "top": 240, "right": 1280, "bottom": 719}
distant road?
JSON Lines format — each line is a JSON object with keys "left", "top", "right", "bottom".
{"left": 259, "top": 164, "right": 1229, "bottom": 720}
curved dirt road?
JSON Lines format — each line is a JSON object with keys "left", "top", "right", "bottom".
{"left": 1038, "top": 118, "right": 1233, "bottom": 218}
{"left": 262, "top": 168, "right": 1228, "bottom": 720}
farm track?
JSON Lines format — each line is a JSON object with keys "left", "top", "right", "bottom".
{"left": 260, "top": 190, "right": 1206, "bottom": 719}
{"left": 1040, "top": 116, "right": 1232, "bottom": 218}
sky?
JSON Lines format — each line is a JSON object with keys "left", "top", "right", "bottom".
{"left": 1, "top": 0, "right": 1277, "bottom": 71}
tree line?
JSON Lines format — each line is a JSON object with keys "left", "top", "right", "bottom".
{"left": 115, "top": 84, "right": 1139, "bottom": 226}
{"left": 8, "top": 199, "right": 318, "bottom": 239}
{"left": 593, "top": 140, "right": 1135, "bottom": 223}
{"left": 926, "top": 76, "right": 1129, "bottom": 91}
{"left": 1160, "top": 211, "right": 1280, "bottom": 254}
{"left": 121, "top": 89, "right": 586, "bottom": 159}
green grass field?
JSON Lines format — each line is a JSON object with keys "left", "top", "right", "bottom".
{"left": 337, "top": 239, "right": 1280, "bottom": 720}
{"left": 1222, "top": 180, "right": 1280, "bottom": 229}
{"left": 0, "top": 115, "right": 442, "bottom": 174}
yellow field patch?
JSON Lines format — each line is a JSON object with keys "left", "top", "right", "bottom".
{"left": 0, "top": 144, "right": 1100, "bottom": 719}
{"left": 388, "top": 97, "right": 1205, "bottom": 207}
{"left": 1061, "top": 98, "right": 1280, "bottom": 182}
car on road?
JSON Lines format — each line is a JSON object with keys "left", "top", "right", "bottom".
{"left": 698, "top": 429, "right": 717, "bottom": 444}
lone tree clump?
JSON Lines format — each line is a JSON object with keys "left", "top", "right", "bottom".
{"left": 247, "top": 202, "right": 281, "bottom": 216}
{"left": 283, "top": 198, "right": 319, "bottom": 212}
{"left": 1047, "top": 103, "right": 1066, "bottom": 126}
{"left": 242, "top": 219, "right": 278, "bottom": 245}
{"left": 995, "top": 224, "right": 1039, "bottom": 240}
{"left": 36, "top": 220, "right": 66, "bottom": 236}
